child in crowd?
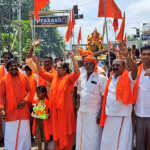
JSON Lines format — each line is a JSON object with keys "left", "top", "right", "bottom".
{"left": 32, "top": 86, "right": 50, "bottom": 150}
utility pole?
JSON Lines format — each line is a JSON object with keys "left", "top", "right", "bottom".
{"left": 102, "top": 0, "right": 111, "bottom": 68}
{"left": 18, "top": 0, "right": 22, "bottom": 62}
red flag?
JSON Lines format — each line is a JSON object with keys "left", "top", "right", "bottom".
{"left": 123, "top": 33, "right": 127, "bottom": 44}
{"left": 78, "top": 27, "right": 82, "bottom": 44}
{"left": 65, "top": 15, "right": 73, "bottom": 42}
{"left": 113, "top": 18, "right": 118, "bottom": 32}
{"left": 34, "top": 0, "right": 49, "bottom": 21}
{"left": 116, "top": 12, "right": 125, "bottom": 42}
{"left": 98, "top": 0, "right": 122, "bottom": 19}
{"left": 65, "top": 9, "right": 76, "bottom": 43}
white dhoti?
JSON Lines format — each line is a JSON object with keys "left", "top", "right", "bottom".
{"left": 101, "top": 116, "right": 132, "bottom": 150}
{"left": 5, "top": 120, "right": 31, "bottom": 150}
{"left": 76, "top": 112, "right": 102, "bottom": 150}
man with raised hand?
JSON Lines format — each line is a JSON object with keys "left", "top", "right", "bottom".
{"left": 100, "top": 44, "right": 137, "bottom": 150}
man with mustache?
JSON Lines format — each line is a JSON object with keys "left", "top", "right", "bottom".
{"left": 0, "top": 52, "right": 13, "bottom": 141}
{"left": 0, "top": 59, "right": 31, "bottom": 150}
{"left": 26, "top": 40, "right": 56, "bottom": 95}
{"left": 37, "top": 56, "right": 55, "bottom": 95}
{"left": 100, "top": 50, "right": 137, "bottom": 150}
{"left": 75, "top": 56, "right": 107, "bottom": 150}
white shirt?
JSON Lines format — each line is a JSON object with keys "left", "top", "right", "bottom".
{"left": 75, "top": 66, "right": 86, "bottom": 87}
{"left": 135, "top": 68, "right": 150, "bottom": 117}
{"left": 106, "top": 73, "right": 134, "bottom": 117}
{"left": 77, "top": 71, "right": 107, "bottom": 113}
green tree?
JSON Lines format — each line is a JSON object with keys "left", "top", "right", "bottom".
{"left": 0, "top": 0, "right": 66, "bottom": 57}
{"left": 22, "top": 0, "right": 65, "bottom": 57}
{"left": 0, "top": 20, "right": 36, "bottom": 58}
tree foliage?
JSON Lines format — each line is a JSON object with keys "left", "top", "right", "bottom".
{"left": 0, "top": 0, "right": 65, "bottom": 58}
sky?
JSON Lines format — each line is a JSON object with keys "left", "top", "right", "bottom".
{"left": 49, "top": 0, "right": 150, "bottom": 45}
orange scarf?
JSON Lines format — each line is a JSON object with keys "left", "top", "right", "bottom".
{"left": 0, "top": 65, "right": 5, "bottom": 77}
{"left": 49, "top": 73, "right": 68, "bottom": 109}
{"left": 77, "top": 48, "right": 94, "bottom": 56}
{"left": 100, "top": 70, "right": 134, "bottom": 126}
{"left": 5, "top": 72, "right": 26, "bottom": 111}
{"left": 133, "top": 64, "right": 143, "bottom": 103}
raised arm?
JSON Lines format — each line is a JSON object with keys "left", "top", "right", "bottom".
{"left": 27, "top": 39, "right": 41, "bottom": 58}
{"left": 118, "top": 42, "right": 138, "bottom": 80}
{"left": 94, "top": 49, "right": 108, "bottom": 57}
{"left": 126, "top": 56, "right": 138, "bottom": 80}
{"left": 67, "top": 52, "right": 80, "bottom": 84}
{"left": 70, "top": 52, "right": 80, "bottom": 73}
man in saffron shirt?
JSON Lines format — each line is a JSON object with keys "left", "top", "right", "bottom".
{"left": 0, "top": 52, "right": 13, "bottom": 140}
{"left": 38, "top": 56, "right": 55, "bottom": 94}
{"left": 0, "top": 59, "right": 31, "bottom": 150}
{"left": 26, "top": 40, "right": 55, "bottom": 93}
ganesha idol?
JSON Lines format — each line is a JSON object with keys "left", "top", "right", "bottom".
{"left": 88, "top": 29, "right": 103, "bottom": 52}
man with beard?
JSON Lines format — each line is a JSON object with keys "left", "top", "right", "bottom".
{"left": 134, "top": 45, "right": 150, "bottom": 150}
{"left": 26, "top": 40, "right": 55, "bottom": 94}
{"left": 100, "top": 56, "right": 137, "bottom": 150}
{"left": 75, "top": 56, "right": 107, "bottom": 150}
{"left": 0, "top": 52, "right": 13, "bottom": 141}
{"left": 0, "top": 59, "right": 31, "bottom": 150}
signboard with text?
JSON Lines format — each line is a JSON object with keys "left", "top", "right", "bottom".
{"left": 34, "top": 16, "right": 68, "bottom": 28}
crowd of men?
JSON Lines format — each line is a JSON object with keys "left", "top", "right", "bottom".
{"left": 0, "top": 41, "right": 150, "bottom": 150}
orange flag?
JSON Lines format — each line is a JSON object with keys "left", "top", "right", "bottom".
{"left": 34, "top": 0, "right": 49, "bottom": 21}
{"left": 116, "top": 12, "right": 125, "bottom": 42}
{"left": 78, "top": 27, "right": 82, "bottom": 44}
{"left": 98, "top": 0, "right": 122, "bottom": 19}
{"left": 113, "top": 18, "right": 118, "bottom": 32}
{"left": 65, "top": 15, "right": 73, "bottom": 42}
{"left": 65, "top": 9, "right": 76, "bottom": 43}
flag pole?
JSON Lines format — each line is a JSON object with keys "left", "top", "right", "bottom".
{"left": 81, "top": 28, "right": 82, "bottom": 45}
{"left": 73, "top": 28, "right": 75, "bottom": 45}
{"left": 102, "top": 0, "right": 111, "bottom": 68}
